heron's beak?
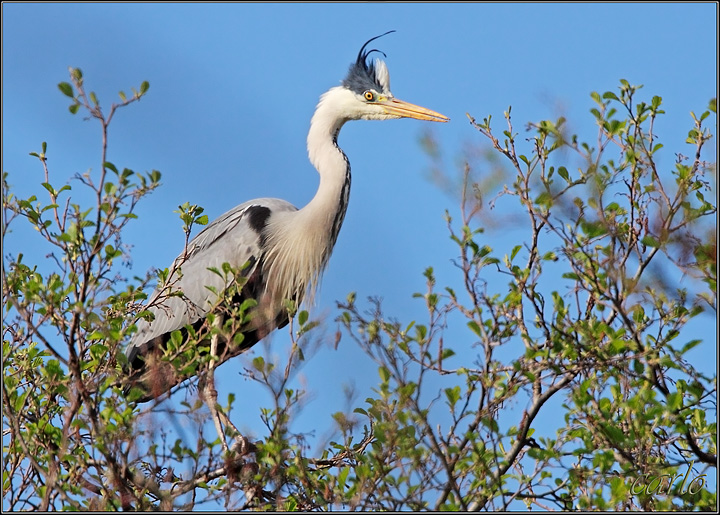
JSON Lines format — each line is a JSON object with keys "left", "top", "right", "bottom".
{"left": 379, "top": 97, "right": 449, "bottom": 122}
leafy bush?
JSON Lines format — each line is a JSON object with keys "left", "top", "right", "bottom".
{"left": 3, "top": 70, "right": 715, "bottom": 510}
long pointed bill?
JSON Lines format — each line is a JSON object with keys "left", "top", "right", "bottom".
{"left": 379, "top": 97, "right": 450, "bottom": 122}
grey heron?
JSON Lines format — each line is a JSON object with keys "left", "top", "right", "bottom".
{"left": 124, "top": 33, "right": 449, "bottom": 402}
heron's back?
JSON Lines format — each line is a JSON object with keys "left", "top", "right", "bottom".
{"left": 125, "top": 198, "right": 298, "bottom": 401}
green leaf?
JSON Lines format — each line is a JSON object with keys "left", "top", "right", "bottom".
{"left": 378, "top": 366, "right": 390, "bottom": 383}
{"left": 105, "top": 244, "right": 120, "bottom": 259}
{"left": 633, "top": 360, "right": 644, "bottom": 374}
{"left": 103, "top": 161, "right": 118, "bottom": 174}
{"left": 681, "top": 339, "right": 702, "bottom": 353}
{"left": 170, "top": 329, "right": 183, "bottom": 349}
{"left": 298, "top": 310, "right": 308, "bottom": 326}
{"left": 598, "top": 397, "right": 612, "bottom": 415}
{"left": 441, "top": 348, "right": 456, "bottom": 360}
{"left": 467, "top": 320, "right": 483, "bottom": 338}
{"left": 558, "top": 166, "right": 569, "bottom": 182}
{"left": 104, "top": 182, "right": 116, "bottom": 195}
{"left": 14, "top": 391, "right": 29, "bottom": 412}
{"left": 535, "top": 191, "right": 553, "bottom": 207}
{"left": 90, "top": 343, "right": 109, "bottom": 360}
{"left": 641, "top": 235, "right": 659, "bottom": 248}
{"left": 602, "top": 425, "right": 625, "bottom": 446}
{"left": 581, "top": 221, "right": 607, "bottom": 239}
{"left": 445, "top": 386, "right": 461, "bottom": 408}
{"left": 58, "top": 82, "right": 74, "bottom": 98}
{"left": 337, "top": 466, "right": 349, "bottom": 489}
{"left": 140, "top": 81, "right": 150, "bottom": 94}
{"left": 602, "top": 91, "right": 619, "bottom": 101}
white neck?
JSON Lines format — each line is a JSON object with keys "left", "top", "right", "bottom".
{"left": 304, "top": 87, "right": 353, "bottom": 222}
{"left": 263, "top": 87, "right": 353, "bottom": 305}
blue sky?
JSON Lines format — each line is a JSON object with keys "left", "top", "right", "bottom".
{"left": 3, "top": 2, "right": 717, "bottom": 506}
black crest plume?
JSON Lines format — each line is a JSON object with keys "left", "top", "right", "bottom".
{"left": 342, "top": 30, "right": 396, "bottom": 94}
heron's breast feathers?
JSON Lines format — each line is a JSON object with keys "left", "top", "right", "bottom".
{"left": 262, "top": 210, "right": 336, "bottom": 308}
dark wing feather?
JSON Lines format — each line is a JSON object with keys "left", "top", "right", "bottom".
{"left": 124, "top": 198, "right": 297, "bottom": 400}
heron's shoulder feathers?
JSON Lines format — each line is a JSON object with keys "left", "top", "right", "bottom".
{"left": 186, "top": 198, "right": 298, "bottom": 257}
{"left": 128, "top": 198, "right": 298, "bottom": 353}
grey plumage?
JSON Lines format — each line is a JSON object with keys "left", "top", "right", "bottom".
{"left": 130, "top": 198, "right": 297, "bottom": 348}
{"left": 123, "top": 32, "right": 448, "bottom": 402}
{"left": 125, "top": 199, "right": 297, "bottom": 401}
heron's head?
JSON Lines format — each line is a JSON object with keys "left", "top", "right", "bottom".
{"left": 335, "top": 32, "right": 449, "bottom": 123}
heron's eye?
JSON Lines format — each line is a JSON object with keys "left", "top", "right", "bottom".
{"left": 364, "top": 91, "right": 375, "bottom": 101}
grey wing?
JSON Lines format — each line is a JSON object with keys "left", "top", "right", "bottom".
{"left": 126, "top": 198, "right": 297, "bottom": 363}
